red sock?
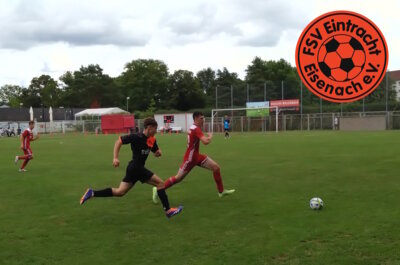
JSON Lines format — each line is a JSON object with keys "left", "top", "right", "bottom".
{"left": 213, "top": 169, "right": 224, "bottom": 193}
{"left": 21, "top": 158, "right": 30, "bottom": 169}
{"left": 18, "top": 155, "right": 28, "bottom": 160}
{"left": 164, "top": 176, "right": 177, "bottom": 189}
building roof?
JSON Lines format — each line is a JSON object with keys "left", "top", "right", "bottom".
{"left": 388, "top": 70, "right": 400, "bottom": 81}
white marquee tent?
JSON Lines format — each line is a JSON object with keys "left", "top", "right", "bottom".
{"left": 74, "top": 108, "right": 129, "bottom": 120}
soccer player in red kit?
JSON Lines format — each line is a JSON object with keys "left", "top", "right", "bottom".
{"left": 15, "top": 121, "right": 39, "bottom": 172}
{"left": 153, "top": 111, "right": 235, "bottom": 203}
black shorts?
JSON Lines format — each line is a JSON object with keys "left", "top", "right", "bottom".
{"left": 122, "top": 162, "right": 154, "bottom": 184}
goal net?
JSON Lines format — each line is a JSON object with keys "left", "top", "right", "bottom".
{"left": 210, "top": 106, "right": 279, "bottom": 133}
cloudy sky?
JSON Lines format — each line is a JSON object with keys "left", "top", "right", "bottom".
{"left": 0, "top": 0, "right": 399, "bottom": 87}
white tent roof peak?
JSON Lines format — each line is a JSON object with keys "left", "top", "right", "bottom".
{"left": 74, "top": 107, "right": 128, "bottom": 118}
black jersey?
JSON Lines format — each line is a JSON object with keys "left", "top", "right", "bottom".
{"left": 119, "top": 133, "right": 159, "bottom": 167}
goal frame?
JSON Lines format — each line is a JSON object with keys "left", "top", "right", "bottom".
{"left": 211, "top": 106, "right": 279, "bottom": 133}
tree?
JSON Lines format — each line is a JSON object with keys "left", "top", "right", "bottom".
{"left": 20, "top": 75, "right": 60, "bottom": 107}
{"left": 118, "top": 59, "right": 169, "bottom": 111}
{"left": 60, "top": 65, "right": 118, "bottom": 108}
{"left": 245, "top": 57, "right": 300, "bottom": 101}
{"left": 197, "top": 68, "right": 216, "bottom": 107}
{"left": 197, "top": 68, "right": 216, "bottom": 95}
{"left": 215, "top": 67, "right": 245, "bottom": 108}
{"left": 216, "top": 67, "right": 240, "bottom": 87}
{"left": 34, "top": 75, "right": 59, "bottom": 107}
{"left": 0, "top": 85, "right": 23, "bottom": 107}
{"left": 365, "top": 73, "right": 396, "bottom": 103}
{"left": 169, "top": 70, "right": 206, "bottom": 110}
{"left": 59, "top": 71, "right": 77, "bottom": 107}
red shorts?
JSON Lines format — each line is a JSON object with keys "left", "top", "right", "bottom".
{"left": 180, "top": 153, "right": 208, "bottom": 172}
{"left": 22, "top": 147, "right": 33, "bottom": 157}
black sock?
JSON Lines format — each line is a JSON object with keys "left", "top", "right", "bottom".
{"left": 157, "top": 188, "right": 170, "bottom": 211}
{"left": 93, "top": 188, "right": 113, "bottom": 197}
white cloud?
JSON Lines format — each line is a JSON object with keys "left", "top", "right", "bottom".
{"left": 0, "top": 0, "right": 398, "bottom": 86}
{"left": 0, "top": 0, "right": 150, "bottom": 49}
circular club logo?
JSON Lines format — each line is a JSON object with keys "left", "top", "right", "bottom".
{"left": 296, "top": 11, "right": 388, "bottom": 103}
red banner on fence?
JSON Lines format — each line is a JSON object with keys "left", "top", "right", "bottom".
{"left": 270, "top": 99, "right": 300, "bottom": 111}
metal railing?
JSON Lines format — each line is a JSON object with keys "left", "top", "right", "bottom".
{"left": 2, "top": 111, "right": 400, "bottom": 136}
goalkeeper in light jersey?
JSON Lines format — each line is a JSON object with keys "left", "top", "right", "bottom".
{"left": 223, "top": 115, "right": 230, "bottom": 139}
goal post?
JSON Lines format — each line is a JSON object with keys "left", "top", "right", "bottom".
{"left": 211, "top": 106, "right": 279, "bottom": 133}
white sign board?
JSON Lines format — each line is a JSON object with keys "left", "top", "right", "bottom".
{"left": 154, "top": 113, "right": 193, "bottom": 132}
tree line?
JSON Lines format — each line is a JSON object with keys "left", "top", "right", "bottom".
{"left": 0, "top": 57, "right": 397, "bottom": 115}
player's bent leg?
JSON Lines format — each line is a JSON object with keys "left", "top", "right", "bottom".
{"left": 27, "top": 148, "right": 33, "bottom": 160}
{"left": 163, "top": 169, "right": 189, "bottom": 189}
{"left": 175, "top": 168, "right": 190, "bottom": 183}
{"left": 112, "top": 181, "right": 133, "bottom": 197}
{"left": 147, "top": 175, "right": 183, "bottom": 217}
{"left": 201, "top": 157, "right": 219, "bottom": 171}
{"left": 20, "top": 158, "right": 30, "bottom": 170}
{"left": 201, "top": 157, "right": 235, "bottom": 197}
{"left": 148, "top": 175, "right": 170, "bottom": 210}
{"left": 147, "top": 174, "right": 164, "bottom": 189}
{"left": 81, "top": 181, "right": 133, "bottom": 205}
{"left": 201, "top": 157, "right": 223, "bottom": 193}
{"left": 19, "top": 151, "right": 33, "bottom": 170}
{"left": 147, "top": 175, "right": 164, "bottom": 204}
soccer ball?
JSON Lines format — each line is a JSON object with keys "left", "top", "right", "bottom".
{"left": 318, "top": 34, "right": 366, "bottom": 82}
{"left": 309, "top": 197, "right": 324, "bottom": 210}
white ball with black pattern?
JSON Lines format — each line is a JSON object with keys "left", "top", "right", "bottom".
{"left": 309, "top": 197, "right": 324, "bottom": 210}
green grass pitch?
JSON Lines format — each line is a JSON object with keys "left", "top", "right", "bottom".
{"left": 1, "top": 131, "right": 400, "bottom": 264}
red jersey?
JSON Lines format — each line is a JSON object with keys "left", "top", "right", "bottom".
{"left": 183, "top": 124, "right": 204, "bottom": 161}
{"left": 22, "top": 128, "right": 34, "bottom": 149}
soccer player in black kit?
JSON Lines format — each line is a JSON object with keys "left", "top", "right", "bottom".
{"left": 80, "top": 117, "right": 183, "bottom": 218}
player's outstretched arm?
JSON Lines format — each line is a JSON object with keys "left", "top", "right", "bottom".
{"left": 32, "top": 134, "right": 40, "bottom": 141}
{"left": 113, "top": 138, "right": 122, "bottom": 167}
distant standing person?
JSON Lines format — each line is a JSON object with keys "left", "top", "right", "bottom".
{"left": 15, "top": 121, "right": 39, "bottom": 172}
{"left": 224, "top": 115, "right": 231, "bottom": 139}
{"left": 334, "top": 116, "right": 339, "bottom": 130}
